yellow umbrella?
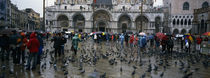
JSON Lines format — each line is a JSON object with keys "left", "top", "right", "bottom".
{"left": 184, "top": 33, "right": 193, "bottom": 43}
{"left": 102, "top": 32, "right": 105, "bottom": 36}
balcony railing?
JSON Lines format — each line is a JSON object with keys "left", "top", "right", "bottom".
{"left": 46, "top": 7, "right": 163, "bottom": 13}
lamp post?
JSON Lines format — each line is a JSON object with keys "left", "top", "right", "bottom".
{"left": 43, "top": 0, "right": 45, "bottom": 32}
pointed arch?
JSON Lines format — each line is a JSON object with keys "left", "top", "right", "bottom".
{"left": 184, "top": 19, "right": 187, "bottom": 25}
{"left": 188, "top": 19, "right": 191, "bottom": 25}
{"left": 177, "top": 19, "right": 180, "bottom": 25}
{"left": 173, "top": 19, "right": 176, "bottom": 25}
{"left": 181, "top": 19, "right": 183, "bottom": 25}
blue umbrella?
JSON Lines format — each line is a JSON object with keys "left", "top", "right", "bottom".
{"left": 149, "top": 35, "right": 154, "bottom": 39}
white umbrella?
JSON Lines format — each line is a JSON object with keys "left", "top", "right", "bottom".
{"left": 90, "top": 33, "right": 93, "bottom": 35}
{"left": 139, "top": 32, "right": 146, "bottom": 36}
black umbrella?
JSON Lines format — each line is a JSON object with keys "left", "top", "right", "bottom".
{"left": 0, "top": 29, "right": 14, "bottom": 35}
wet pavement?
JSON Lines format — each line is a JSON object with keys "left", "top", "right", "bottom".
{"left": 0, "top": 39, "right": 210, "bottom": 78}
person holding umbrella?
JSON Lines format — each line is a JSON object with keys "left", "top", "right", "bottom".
{"left": 196, "top": 36, "right": 202, "bottom": 53}
{"left": 167, "top": 37, "right": 174, "bottom": 54}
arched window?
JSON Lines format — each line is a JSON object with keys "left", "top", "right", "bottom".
{"left": 188, "top": 19, "right": 191, "bottom": 25}
{"left": 173, "top": 19, "right": 176, "bottom": 25}
{"left": 184, "top": 19, "right": 187, "bottom": 25}
{"left": 177, "top": 19, "right": 180, "bottom": 25}
{"left": 202, "top": 2, "right": 209, "bottom": 8}
{"left": 183, "top": 2, "right": 189, "bottom": 10}
{"left": 181, "top": 19, "right": 183, "bottom": 25}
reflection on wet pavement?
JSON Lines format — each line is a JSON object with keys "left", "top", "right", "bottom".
{"left": 0, "top": 39, "right": 210, "bottom": 78}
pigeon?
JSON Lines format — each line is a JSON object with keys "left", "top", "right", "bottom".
{"left": 64, "top": 71, "right": 68, "bottom": 75}
{"left": 183, "top": 72, "right": 193, "bottom": 78}
{"left": 80, "top": 69, "right": 85, "bottom": 74}
{"left": 147, "top": 64, "right": 152, "bottom": 72}
{"left": 183, "top": 69, "right": 188, "bottom": 74}
{"left": 38, "top": 70, "right": 41, "bottom": 75}
{"left": 153, "top": 64, "right": 158, "bottom": 71}
{"left": 141, "top": 73, "right": 146, "bottom": 78}
{"left": 133, "top": 65, "right": 137, "bottom": 70}
{"left": 194, "top": 68, "right": 200, "bottom": 71}
{"left": 100, "top": 72, "right": 106, "bottom": 78}
{"left": 120, "top": 67, "right": 123, "bottom": 72}
{"left": 131, "top": 70, "right": 135, "bottom": 75}
{"left": 160, "top": 72, "right": 164, "bottom": 78}
{"left": 109, "top": 59, "right": 115, "bottom": 65}
{"left": 54, "top": 64, "right": 57, "bottom": 71}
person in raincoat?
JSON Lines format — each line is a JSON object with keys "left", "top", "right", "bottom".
{"left": 20, "top": 32, "right": 28, "bottom": 64}
{"left": 72, "top": 34, "right": 80, "bottom": 55}
{"left": 26, "top": 32, "right": 40, "bottom": 70}
{"left": 37, "top": 32, "right": 43, "bottom": 65}
{"left": 129, "top": 34, "right": 134, "bottom": 49}
{"left": 138, "top": 35, "right": 143, "bottom": 58}
{"left": 141, "top": 36, "right": 147, "bottom": 53}
{"left": 119, "top": 33, "right": 124, "bottom": 49}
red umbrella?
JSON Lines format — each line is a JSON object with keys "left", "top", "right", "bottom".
{"left": 156, "top": 32, "right": 166, "bottom": 40}
{"left": 203, "top": 32, "right": 210, "bottom": 36}
{"left": 162, "top": 35, "right": 168, "bottom": 40}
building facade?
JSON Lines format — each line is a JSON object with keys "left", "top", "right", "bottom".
{"left": 45, "top": 0, "right": 164, "bottom": 34}
{"left": 0, "top": 0, "right": 10, "bottom": 29}
{"left": 163, "top": 0, "right": 209, "bottom": 34}
{"left": 23, "top": 8, "right": 41, "bottom": 31}
{"left": 0, "top": 0, "right": 41, "bottom": 31}
{"left": 193, "top": 7, "right": 210, "bottom": 35}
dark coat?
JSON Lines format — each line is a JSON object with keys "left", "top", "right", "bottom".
{"left": 0, "top": 35, "right": 9, "bottom": 48}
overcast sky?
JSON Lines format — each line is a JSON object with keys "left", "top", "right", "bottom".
{"left": 11, "top": 0, "right": 163, "bottom": 17}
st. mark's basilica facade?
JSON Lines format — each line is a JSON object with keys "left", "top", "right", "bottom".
{"left": 45, "top": 0, "right": 164, "bottom": 34}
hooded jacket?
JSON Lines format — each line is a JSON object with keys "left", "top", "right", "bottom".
{"left": 72, "top": 34, "right": 80, "bottom": 50}
{"left": 27, "top": 32, "right": 40, "bottom": 53}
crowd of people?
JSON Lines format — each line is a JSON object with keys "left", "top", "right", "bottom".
{"left": 0, "top": 30, "right": 45, "bottom": 70}
{"left": 0, "top": 30, "right": 209, "bottom": 71}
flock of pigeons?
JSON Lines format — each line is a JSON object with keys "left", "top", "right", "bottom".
{"left": 1, "top": 39, "right": 209, "bottom": 78}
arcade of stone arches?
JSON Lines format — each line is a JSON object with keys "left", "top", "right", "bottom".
{"left": 56, "top": 10, "right": 162, "bottom": 33}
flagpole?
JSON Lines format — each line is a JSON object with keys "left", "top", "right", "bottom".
{"left": 92, "top": 0, "right": 96, "bottom": 32}
{"left": 43, "top": 0, "right": 45, "bottom": 31}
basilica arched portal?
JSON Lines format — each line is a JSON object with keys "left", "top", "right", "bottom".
{"left": 135, "top": 15, "right": 149, "bottom": 32}
{"left": 72, "top": 13, "right": 85, "bottom": 32}
{"left": 57, "top": 15, "right": 69, "bottom": 27}
{"left": 92, "top": 10, "right": 111, "bottom": 32}
{"left": 118, "top": 14, "right": 131, "bottom": 33}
